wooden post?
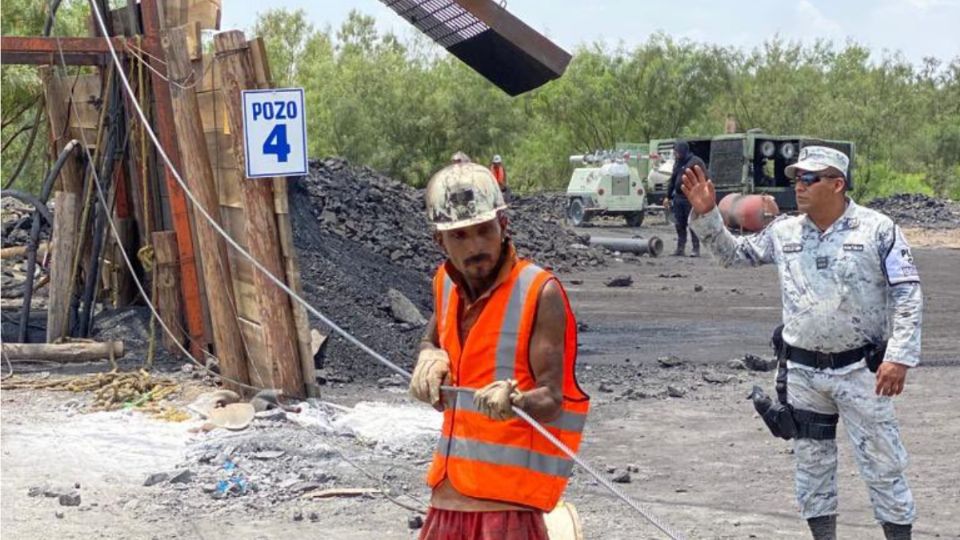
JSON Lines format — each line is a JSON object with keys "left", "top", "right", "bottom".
{"left": 248, "top": 37, "right": 318, "bottom": 397}
{"left": 47, "top": 191, "right": 78, "bottom": 342}
{"left": 39, "top": 67, "right": 84, "bottom": 195}
{"left": 152, "top": 231, "right": 185, "bottom": 356}
{"left": 214, "top": 30, "right": 304, "bottom": 398}
{"left": 163, "top": 24, "right": 250, "bottom": 393}
{"left": 141, "top": 0, "right": 206, "bottom": 357}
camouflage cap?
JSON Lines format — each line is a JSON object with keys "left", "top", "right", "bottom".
{"left": 785, "top": 146, "right": 850, "bottom": 179}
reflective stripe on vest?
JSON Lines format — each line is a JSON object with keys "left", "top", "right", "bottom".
{"left": 494, "top": 263, "right": 542, "bottom": 380}
{"left": 436, "top": 436, "right": 575, "bottom": 478}
{"left": 438, "top": 273, "right": 454, "bottom": 325}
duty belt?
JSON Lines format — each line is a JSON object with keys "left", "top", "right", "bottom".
{"left": 786, "top": 344, "right": 868, "bottom": 370}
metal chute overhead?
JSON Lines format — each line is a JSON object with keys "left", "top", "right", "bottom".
{"left": 379, "top": 0, "right": 572, "bottom": 96}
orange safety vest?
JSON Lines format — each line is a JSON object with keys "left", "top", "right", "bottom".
{"left": 491, "top": 164, "right": 506, "bottom": 189}
{"left": 426, "top": 260, "right": 590, "bottom": 511}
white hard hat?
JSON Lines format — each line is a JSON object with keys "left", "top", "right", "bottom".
{"left": 425, "top": 163, "right": 506, "bottom": 231}
{"left": 492, "top": 154, "right": 502, "bottom": 164}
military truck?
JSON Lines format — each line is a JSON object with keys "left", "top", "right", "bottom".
{"left": 622, "top": 131, "right": 856, "bottom": 211}
{"left": 565, "top": 150, "right": 648, "bottom": 227}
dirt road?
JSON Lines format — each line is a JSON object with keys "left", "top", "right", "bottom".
{"left": 2, "top": 218, "right": 958, "bottom": 540}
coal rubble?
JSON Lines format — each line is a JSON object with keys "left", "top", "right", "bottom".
{"left": 867, "top": 193, "right": 960, "bottom": 229}
{"left": 289, "top": 158, "right": 606, "bottom": 380}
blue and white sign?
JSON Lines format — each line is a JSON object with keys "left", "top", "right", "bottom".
{"left": 241, "top": 88, "right": 307, "bottom": 178}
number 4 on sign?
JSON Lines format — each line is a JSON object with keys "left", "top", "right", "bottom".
{"left": 262, "top": 125, "right": 291, "bottom": 163}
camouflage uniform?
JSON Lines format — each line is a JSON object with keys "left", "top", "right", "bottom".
{"left": 690, "top": 200, "right": 921, "bottom": 525}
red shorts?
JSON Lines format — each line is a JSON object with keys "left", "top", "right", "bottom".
{"left": 418, "top": 508, "right": 548, "bottom": 540}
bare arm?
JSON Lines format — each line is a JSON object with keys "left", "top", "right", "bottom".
{"left": 518, "top": 280, "right": 566, "bottom": 423}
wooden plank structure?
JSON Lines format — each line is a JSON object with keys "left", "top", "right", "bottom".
{"left": 1, "top": 0, "right": 314, "bottom": 398}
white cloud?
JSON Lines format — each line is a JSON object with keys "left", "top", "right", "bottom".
{"left": 795, "top": 0, "right": 843, "bottom": 36}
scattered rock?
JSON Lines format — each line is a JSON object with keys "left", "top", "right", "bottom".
{"left": 386, "top": 288, "right": 427, "bottom": 326}
{"left": 667, "top": 385, "right": 687, "bottom": 398}
{"left": 252, "top": 451, "right": 286, "bottom": 460}
{"left": 619, "top": 388, "right": 649, "bottom": 401}
{"left": 169, "top": 470, "right": 195, "bottom": 484}
{"left": 28, "top": 486, "right": 45, "bottom": 498}
{"left": 604, "top": 275, "right": 633, "bottom": 287}
{"left": 605, "top": 466, "right": 617, "bottom": 474}
{"left": 627, "top": 464, "right": 640, "bottom": 473}
{"left": 727, "top": 359, "right": 747, "bottom": 370}
{"left": 143, "top": 473, "right": 169, "bottom": 487}
{"left": 657, "top": 355, "right": 684, "bottom": 368}
{"left": 702, "top": 372, "right": 735, "bottom": 384}
{"left": 657, "top": 273, "right": 685, "bottom": 278}
{"left": 598, "top": 381, "right": 615, "bottom": 393}
{"left": 569, "top": 279, "right": 584, "bottom": 285}
{"left": 55, "top": 511, "right": 64, "bottom": 519}
{"left": 694, "top": 284, "right": 704, "bottom": 292}
{"left": 58, "top": 492, "right": 81, "bottom": 507}
{"left": 308, "top": 511, "right": 319, "bottom": 522}
{"left": 292, "top": 510, "right": 303, "bottom": 522}
{"left": 408, "top": 515, "right": 424, "bottom": 530}
{"left": 611, "top": 471, "right": 632, "bottom": 484}
{"left": 742, "top": 353, "right": 777, "bottom": 372}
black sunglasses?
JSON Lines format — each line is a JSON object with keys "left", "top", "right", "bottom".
{"left": 795, "top": 172, "right": 842, "bottom": 186}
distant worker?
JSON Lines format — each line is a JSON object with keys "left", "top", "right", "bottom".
{"left": 682, "top": 146, "right": 921, "bottom": 540}
{"left": 664, "top": 140, "right": 703, "bottom": 257}
{"left": 450, "top": 151, "right": 471, "bottom": 164}
{"left": 409, "top": 162, "right": 590, "bottom": 540}
{"left": 490, "top": 154, "right": 510, "bottom": 201}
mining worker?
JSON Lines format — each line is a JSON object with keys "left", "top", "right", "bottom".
{"left": 664, "top": 140, "right": 704, "bottom": 257}
{"left": 409, "top": 162, "right": 590, "bottom": 539}
{"left": 490, "top": 154, "right": 510, "bottom": 201}
{"left": 682, "top": 146, "right": 921, "bottom": 540}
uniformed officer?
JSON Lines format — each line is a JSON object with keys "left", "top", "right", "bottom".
{"left": 681, "top": 146, "right": 921, "bottom": 540}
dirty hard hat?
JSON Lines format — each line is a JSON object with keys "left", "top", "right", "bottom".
{"left": 492, "top": 154, "right": 502, "bottom": 164}
{"left": 450, "top": 151, "right": 471, "bottom": 164}
{"left": 785, "top": 146, "right": 849, "bottom": 179}
{"left": 425, "top": 163, "right": 506, "bottom": 231}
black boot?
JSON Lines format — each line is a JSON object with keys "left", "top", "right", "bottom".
{"left": 689, "top": 231, "right": 701, "bottom": 257}
{"left": 882, "top": 522, "right": 912, "bottom": 540}
{"left": 807, "top": 515, "right": 837, "bottom": 540}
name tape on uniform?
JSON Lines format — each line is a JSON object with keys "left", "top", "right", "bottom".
{"left": 241, "top": 88, "right": 307, "bottom": 178}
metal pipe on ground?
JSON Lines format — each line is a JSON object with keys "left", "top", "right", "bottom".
{"left": 588, "top": 236, "right": 664, "bottom": 257}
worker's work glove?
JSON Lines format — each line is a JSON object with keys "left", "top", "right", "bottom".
{"left": 409, "top": 348, "right": 450, "bottom": 407}
{"left": 474, "top": 379, "right": 524, "bottom": 421}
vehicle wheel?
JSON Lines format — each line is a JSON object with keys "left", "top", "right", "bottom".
{"left": 567, "top": 199, "right": 586, "bottom": 227}
{"left": 625, "top": 210, "right": 645, "bottom": 227}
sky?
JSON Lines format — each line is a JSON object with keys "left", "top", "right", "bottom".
{"left": 221, "top": 0, "right": 960, "bottom": 66}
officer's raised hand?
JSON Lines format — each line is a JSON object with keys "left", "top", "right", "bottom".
{"left": 875, "top": 362, "right": 908, "bottom": 397}
{"left": 680, "top": 165, "right": 716, "bottom": 215}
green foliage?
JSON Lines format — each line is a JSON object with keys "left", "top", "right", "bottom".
{"left": 3, "top": 7, "right": 957, "bottom": 201}
{"left": 255, "top": 12, "right": 960, "bottom": 199}
{"left": 1, "top": 0, "right": 89, "bottom": 193}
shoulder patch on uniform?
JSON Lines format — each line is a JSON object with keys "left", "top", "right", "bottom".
{"left": 884, "top": 227, "right": 920, "bottom": 285}
{"left": 843, "top": 243, "right": 864, "bottom": 252}
{"left": 783, "top": 243, "right": 803, "bottom": 253}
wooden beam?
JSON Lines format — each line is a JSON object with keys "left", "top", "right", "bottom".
{"left": 2, "top": 340, "right": 124, "bottom": 363}
{"left": 141, "top": 0, "right": 206, "bottom": 356}
{"left": 164, "top": 24, "right": 251, "bottom": 394}
{"left": 46, "top": 191, "right": 78, "bottom": 343}
{"left": 215, "top": 30, "right": 305, "bottom": 398}
{"left": 39, "top": 67, "right": 84, "bottom": 194}
{"left": 0, "top": 36, "right": 150, "bottom": 65}
{"left": 151, "top": 230, "right": 185, "bottom": 356}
